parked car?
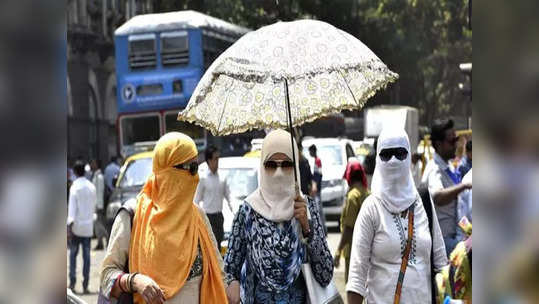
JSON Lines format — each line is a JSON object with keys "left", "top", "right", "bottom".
{"left": 105, "top": 151, "right": 153, "bottom": 235}
{"left": 198, "top": 156, "right": 260, "bottom": 254}
{"left": 301, "top": 138, "right": 357, "bottom": 222}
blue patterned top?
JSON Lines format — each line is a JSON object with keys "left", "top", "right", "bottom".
{"left": 224, "top": 198, "right": 333, "bottom": 304}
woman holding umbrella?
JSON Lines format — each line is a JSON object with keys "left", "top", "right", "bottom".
{"left": 346, "top": 127, "right": 448, "bottom": 304}
{"left": 224, "top": 129, "right": 333, "bottom": 304}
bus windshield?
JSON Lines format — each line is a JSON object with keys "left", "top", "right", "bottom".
{"left": 121, "top": 115, "right": 161, "bottom": 147}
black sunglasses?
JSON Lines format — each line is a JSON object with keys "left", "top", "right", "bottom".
{"left": 264, "top": 160, "right": 295, "bottom": 170}
{"left": 379, "top": 148, "right": 408, "bottom": 162}
{"left": 173, "top": 161, "right": 199, "bottom": 175}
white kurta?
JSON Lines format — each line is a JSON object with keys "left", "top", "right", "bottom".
{"left": 346, "top": 195, "right": 448, "bottom": 303}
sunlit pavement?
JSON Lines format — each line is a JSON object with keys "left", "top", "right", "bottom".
{"left": 66, "top": 222, "right": 347, "bottom": 304}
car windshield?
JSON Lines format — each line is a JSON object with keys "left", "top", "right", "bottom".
{"left": 317, "top": 145, "right": 343, "bottom": 166}
{"left": 119, "top": 157, "right": 152, "bottom": 188}
{"left": 221, "top": 168, "right": 258, "bottom": 199}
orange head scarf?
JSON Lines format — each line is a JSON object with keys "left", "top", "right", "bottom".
{"left": 128, "top": 132, "right": 227, "bottom": 303}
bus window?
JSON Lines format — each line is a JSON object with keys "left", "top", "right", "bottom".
{"left": 121, "top": 115, "right": 161, "bottom": 148}
{"left": 128, "top": 34, "right": 157, "bottom": 70}
{"left": 136, "top": 83, "right": 163, "bottom": 96}
{"left": 165, "top": 112, "right": 205, "bottom": 148}
{"left": 161, "top": 31, "right": 189, "bottom": 67}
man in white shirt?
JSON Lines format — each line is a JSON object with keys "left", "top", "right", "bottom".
{"left": 194, "top": 146, "right": 232, "bottom": 251}
{"left": 90, "top": 159, "right": 107, "bottom": 250}
{"left": 421, "top": 119, "right": 472, "bottom": 255}
{"left": 67, "top": 161, "right": 96, "bottom": 294}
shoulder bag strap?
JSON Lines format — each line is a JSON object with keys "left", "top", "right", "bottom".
{"left": 393, "top": 203, "right": 415, "bottom": 304}
{"left": 419, "top": 187, "right": 437, "bottom": 304}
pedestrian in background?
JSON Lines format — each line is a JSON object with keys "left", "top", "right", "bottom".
{"left": 411, "top": 152, "right": 423, "bottom": 187}
{"left": 68, "top": 160, "right": 97, "bottom": 294}
{"left": 421, "top": 119, "right": 472, "bottom": 255}
{"left": 100, "top": 132, "right": 226, "bottom": 304}
{"left": 457, "top": 140, "right": 472, "bottom": 178}
{"left": 90, "top": 159, "right": 107, "bottom": 250}
{"left": 308, "top": 144, "right": 326, "bottom": 235}
{"left": 224, "top": 129, "right": 333, "bottom": 304}
{"left": 308, "top": 144, "right": 323, "bottom": 201}
{"left": 347, "top": 127, "right": 447, "bottom": 304}
{"left": 456, "top": 169, "right": 472, "bottom": 242}
{"left": 363, "top": 138, "right": 377, "bottom": 189}
{"left": 195, "top": 145, "right": 233, "bottom": 252}
{"left": 297, "top": 141, "right": 316, "bottom": 197}
{"left": 335, "top": 161, "right": 369, "bottom": 282}
{"left": 104, "top": 156, "right": 121, "bottom": 202}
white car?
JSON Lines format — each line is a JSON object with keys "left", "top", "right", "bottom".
{"left": 198, "top": 156, "right": 260, "bottom": 251}
{"left": 301, "top": 138, "right": 358, "bottom": 222}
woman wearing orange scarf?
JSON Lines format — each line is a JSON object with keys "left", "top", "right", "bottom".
{"left": 99, "top": 132, "right": 227, "bottom": 304}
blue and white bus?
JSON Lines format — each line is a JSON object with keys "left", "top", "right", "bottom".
{"left": 114, "top": 11, "right": 250, "bottom": 157}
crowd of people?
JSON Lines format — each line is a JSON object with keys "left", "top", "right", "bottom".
{"left": 67, "top": 117, "right": 472, "bottom": 303}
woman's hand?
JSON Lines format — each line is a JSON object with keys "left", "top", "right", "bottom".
{"left": 226, "top": 280, "right": 240, "bottom": 304}
{"left": 132, "top": 274, "right": 166, "bottom": 304}
{"left": 294, "top": 195, "right": 310, "bottom": 236}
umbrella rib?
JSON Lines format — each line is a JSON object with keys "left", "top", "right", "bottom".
{"left": 338, "top": 70, "right": 360, "bottom": 106}
{"left": 216, "top": 93, "right": 230, "bottom": 135}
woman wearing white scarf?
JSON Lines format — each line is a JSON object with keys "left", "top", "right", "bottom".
{"left": 223, "top": 129, "right": 334, "bottom": 304}
{"left": 346, "top": 127, "right": 448, "bottom": 304}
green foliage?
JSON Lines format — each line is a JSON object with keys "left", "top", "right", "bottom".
{"left": 152, "top": 0, "right": 471, "bottom": 125}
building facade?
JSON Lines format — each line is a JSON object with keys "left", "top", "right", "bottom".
{"left": 67, "top": 0, "right": 154, "bottom": 164}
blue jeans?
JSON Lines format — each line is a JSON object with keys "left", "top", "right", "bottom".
{"left": 69, "top": 235, "right": 91, "bottom": 289}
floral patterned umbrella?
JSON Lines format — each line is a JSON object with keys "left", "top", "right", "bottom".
{"left": 178, "top": 19, "right": 398, "bottom": 137}
{"left": 178, "top": 19, "right": 397, "bottom": 183}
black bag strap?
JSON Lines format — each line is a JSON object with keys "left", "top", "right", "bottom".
{"left": 418, "top": 186, "right": 436, "bottom": 304}
{"left": 115, "top": 198, "right": 137, "bottom": 228}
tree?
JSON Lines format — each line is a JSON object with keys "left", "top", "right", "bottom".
{"left": 152, "top": 0, "right": 471, "bottom": 125}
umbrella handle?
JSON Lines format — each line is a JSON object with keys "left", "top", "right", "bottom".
{"left": 284, "top": 78, "right": 299, "bottom": 184}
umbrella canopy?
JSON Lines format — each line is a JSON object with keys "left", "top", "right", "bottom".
{"left": 178, "top": 19, "right": 398, "bottom": 136}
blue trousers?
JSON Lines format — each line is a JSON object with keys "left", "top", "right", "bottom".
{"left": 69, "top": 235, "right": 91, "bottom": 289}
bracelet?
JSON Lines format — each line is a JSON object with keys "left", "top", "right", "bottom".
{"left": 126, "top": 273, "right": 132, "bottom": 293}
{"left": 116, "top": 273, "right": 126, "bottom": 293}
{"left": 129, "top": 272, "right": 139, "bottom": 293}
{"left": 119, "top": 273, "right": 129, "bottom": 293}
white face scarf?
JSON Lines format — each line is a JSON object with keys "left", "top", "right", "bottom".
{"left": 371, "top": 127, "right": 418, "bottom": 213}
{"left": 246, "top": 129, "right": 301, "bottom": 222}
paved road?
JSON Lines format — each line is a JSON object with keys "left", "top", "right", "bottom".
{"left": 67, "top": 222, "right": 347, "bottom": 304}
